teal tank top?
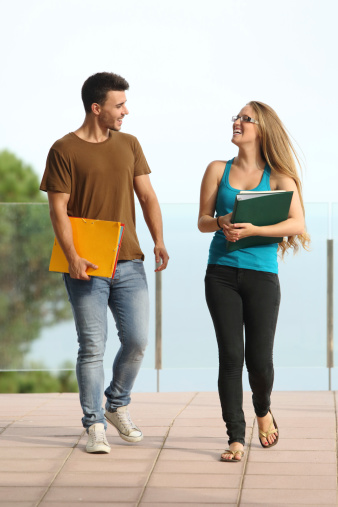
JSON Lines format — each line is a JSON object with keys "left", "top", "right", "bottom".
{"left": 208, "top": 158, "right": 278, "bottom": 274}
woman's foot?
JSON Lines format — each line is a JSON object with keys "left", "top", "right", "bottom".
{"left": 221, "top": 442, "right": 244, "bottom": 461}
{"left": 257, "top": 411, "right": 278, "bottom": 447}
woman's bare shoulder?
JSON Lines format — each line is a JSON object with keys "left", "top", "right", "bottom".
{"left": 207, "top": 159, "right": 227, "bottom": 169}
{"left": 270, "top": 170, "right": 297, "bottom": 191}
{"left": 203, "top": 160, "right": 227, "bottom": 185}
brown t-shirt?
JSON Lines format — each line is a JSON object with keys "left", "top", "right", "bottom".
{"left": 40, "top": 131, "right": 151, "bottom": 260}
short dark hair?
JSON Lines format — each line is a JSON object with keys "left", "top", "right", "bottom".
{"left": 81, "top": 72, "right": 129, "bottom": 113}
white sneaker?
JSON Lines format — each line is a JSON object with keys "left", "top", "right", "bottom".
{"left": 105, "top": 406, "right": 143, "bottom": 443}
{"left": 86, "top": 423, "right": 111, "bottom": 454}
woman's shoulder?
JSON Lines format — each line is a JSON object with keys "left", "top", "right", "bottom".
{"left": 208, "top": 159, "right": 227, "bottom": 167}
{"left": 206, "top": 159, "right": 227, "bottom": 174}
{"left": 270, "top": 170, "right": 297, "bottom": 191}
{"left": 204, "top": 160, "right": 227, "bottom": 185}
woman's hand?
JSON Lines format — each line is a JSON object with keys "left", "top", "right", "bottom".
{"left": 218, "top": 213, "right": 238, "bottom": 242}
{"left": 222, "top": 221, "right": 258, "bottom": 242}
{"left": 218, "top": 213, "right": 233, "bottom": 229}
{"left": 218, "top": 213, "right": 236, "bottom": 241}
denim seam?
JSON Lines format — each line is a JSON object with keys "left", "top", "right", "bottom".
{"left": 111, "top": 295, "right": 126, "bottom": 363}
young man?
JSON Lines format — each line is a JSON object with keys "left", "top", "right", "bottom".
{"left": 40, "top": 72, "right": 169, "bottom": 454}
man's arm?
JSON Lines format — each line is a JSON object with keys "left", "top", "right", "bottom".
{"left": 47, "top": 191, "right": 98, "bottom": 280}
{"left": 133, "top": 175, "right": 169, "bottom": 272}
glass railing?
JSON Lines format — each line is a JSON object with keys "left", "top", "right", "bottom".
{"left": 0, "top": 203, "right": 337, "bottom": 391}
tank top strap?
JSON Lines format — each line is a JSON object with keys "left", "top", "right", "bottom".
{"left": 258, "top": 163, "right": 271, "bottom": 191}
{"left": 221, "top": 158, "right": 271, "bottom": 190}
{"left": 221, "top": 158, "right": 235, "bottom": 187}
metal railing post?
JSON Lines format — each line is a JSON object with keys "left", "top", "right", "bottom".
{"left": 155, "top": 261, "right": 162, "bottom": 392}
{"left": 327, "top": 239, "right": 334, "bottom": 390}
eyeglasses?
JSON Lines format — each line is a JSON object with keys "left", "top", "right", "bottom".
{"left": 232, "top": 115, "right": 259, "bottom": 125}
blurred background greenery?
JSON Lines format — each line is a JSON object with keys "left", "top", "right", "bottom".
{"left": 0, "top": 150, "right": 77, "bottom": 393}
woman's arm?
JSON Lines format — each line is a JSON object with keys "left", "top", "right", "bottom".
{"left": 198, "top": 161, "right": 232, "bottom": 233}
{"left": 225, "top": 176, "right": 305, "bottom": 242}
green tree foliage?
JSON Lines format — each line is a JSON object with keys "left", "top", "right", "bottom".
{"left": 0, "top": 362, "right": 78, "bottom": 393}
{"left": 0, "top": 150, "right": 46, "bottom": 202}
{"left": 0, "top": 150, "right": 72, "bottom": 373}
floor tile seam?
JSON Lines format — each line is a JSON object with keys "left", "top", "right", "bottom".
{"left": 249, "top": 448, "right": 337, "bottom": 451}
{"left": 140, "top": 486, "right": 240, "bottom": 490}
{"left": 150, "top": 471, "right": 338, "bottom": 477}
{"left": 161, "top": 447, "right": 249, "bottom": 452}
{"left": 240, "top": 487, "right": 338, "bottom": 491}
{"left": 162, "top": 446, "right": 243, "bottom": 451}
{"left": 167, "top": 436, "right": 332, "bottom": 440}
{"left": 32, "top": 484, "right": 147, "bottom": 488}
{"left": 0, "top": 394, "right": 64, "bottom": 432}
{"left": 135, "top": 485, "right": 338, "bottom": 492}
{"left": 35, "top": 428, "right": 86, "bottom": 507}
{"left": 236, "top": 415, "right": 255, "bottom": 507}
{"left": 240, "top": 471, "right": 338, "bottom": 480}
{"left": 135, "top": 392, "right": 199, "bottom": 507}
{"left": 245, "top": 466, "right": 337, "bottom": 471}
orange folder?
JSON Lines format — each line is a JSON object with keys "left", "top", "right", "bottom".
{"left": 49, "top": 217, "right": 125, "bottom": 278}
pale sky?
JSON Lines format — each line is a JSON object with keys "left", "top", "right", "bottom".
{"left": 1, "top": 0, "right": 337, "bottom": 203}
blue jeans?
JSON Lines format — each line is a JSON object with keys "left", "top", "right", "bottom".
{"left": 63, "top": 260, "right": 149, "bottom": 429}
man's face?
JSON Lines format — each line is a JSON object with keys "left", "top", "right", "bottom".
{"left": 96, "top": 90, "right": 129, "bottom": 131}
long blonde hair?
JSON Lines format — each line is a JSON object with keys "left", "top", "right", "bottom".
{"left": 248, "top": 100, "right": 310, "bottom": 255}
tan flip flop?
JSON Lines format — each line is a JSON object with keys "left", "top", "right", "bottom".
{"left": 220, "top": 449, "right": 244, "bottom": 462}
{"left": 258, "top": 410, "right": 279, "bottom": 448}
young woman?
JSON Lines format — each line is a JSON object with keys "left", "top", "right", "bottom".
{"left": 198, "top": 101, "right": 309, "bottom": 462}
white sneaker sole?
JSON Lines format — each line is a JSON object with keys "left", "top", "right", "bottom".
{"left": 86, "top": 444, "right": 111, "bottom": 454}
{"left": 105, "top": 414, "right": 143, "bottom": 443}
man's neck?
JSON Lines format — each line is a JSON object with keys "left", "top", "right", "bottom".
{"left": 74, "top": 117, "right": 110, "bottom": 143}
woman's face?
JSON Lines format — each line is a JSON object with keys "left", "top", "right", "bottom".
{"left": 231, "top": 105, "right": 260, "bottom": 147}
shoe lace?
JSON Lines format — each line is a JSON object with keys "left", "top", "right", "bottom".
{"left": 116, "top": 410, "right": 136, "bottom": 430}
{"left": 90, "top": 427, "right": 106, "bottom": 444}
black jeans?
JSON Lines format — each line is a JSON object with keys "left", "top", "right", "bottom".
{"left": 205, "top": 264, "right": 281, "bottom": 445}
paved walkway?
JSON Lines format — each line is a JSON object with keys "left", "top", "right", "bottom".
{"left": 0, "top": 391, "right": 337, "bottom": 506}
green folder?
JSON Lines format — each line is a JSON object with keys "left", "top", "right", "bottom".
{"left": 226, "top": 190, "right": 293, "bottom": 252}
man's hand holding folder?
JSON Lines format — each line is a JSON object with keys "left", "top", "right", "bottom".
{"left": 68, "top": 256, "right": 99, "bottom": 280}
{"left": 49, "top": 217, "right": 125, "bottom": 279}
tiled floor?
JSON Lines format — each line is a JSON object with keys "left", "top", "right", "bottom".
{"left": 0, "top": 391, "right": 337, "bottom": 506}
